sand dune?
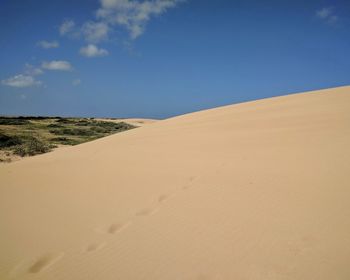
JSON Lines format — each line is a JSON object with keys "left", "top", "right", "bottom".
{"left": 1, "top": 86, "right": 350, "bottom": 280}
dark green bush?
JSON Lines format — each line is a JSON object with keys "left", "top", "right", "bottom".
{"left": 47, "top": 123, "right": 64, "bottom": 128}
{"left": 50, "top": 137, "right": 80, "bottom": 145}
{"left": 89, "top": 126, "right": 107, "bottom": 133}
{"left": 0, "top": 133, "right": 23, "bottom": 148}
{"left": 93, "top": 121, "right": 135, "bottom": 131}
{"left": 76, "top": 120, "right": 90, "bottom": 126}
{"left": 50, "top": 128, "right": 95, "bottom": 136}
{"left": 13, "top": 137, "right": 52, "bottom": 157}
{"left": 0, "top": 118, "right": 30, "bottom": 125}
{"left": 56, "top": 118, "right": 75, "bottom": 124}
{"left": 18, "top": 116, "right": 49, "bottom": 120}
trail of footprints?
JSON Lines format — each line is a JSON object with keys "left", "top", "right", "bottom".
{"left": 11, "top": 176, "right": 197, "bottom": 278}
{"left": 85, "top": 242, "right": 106, "bottom": 253}
{"left": 107, "top": 222, "right": 131, "bottom": 234}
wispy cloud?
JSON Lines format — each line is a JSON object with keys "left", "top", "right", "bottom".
{"left": 24, "top": 64, "right": 44, "bottom": 76}
{"left": 82, "top": 21, "right": 110, "bottom": 43}
{"left": 60, "top": 20, "right": 109, "bottom": 44}
{"left": 96, "top": 0, "right": 185, "bottom": 39}
{"left": 72, "top": 79, "right": 81, "bottom": 86}
{"left": 79, "top": 44, "right": 109, "bottom": 57}
{"left": 37, "top": 40, "right": 59, "bottom": 49}
{"left": 1, "top": 74, "right": 42, "bottom": 88}
{"left": 1, "top": 63, "right": 44, "bottom": 88}
{"left": 42, "top": 60, "right": 73, "bottom": 71}
{"left": 316, "top": 7, "right": 338, "bottom": 24}
{"left": 59, "top": 19, "right": 76, "bottom": 35}
{"left": 59, "top": 0, "right": 185, "bottom": 46}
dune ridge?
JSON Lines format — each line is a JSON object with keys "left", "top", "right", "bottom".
{"left": 1, "top": 86, "right": 350, "bottom": 279}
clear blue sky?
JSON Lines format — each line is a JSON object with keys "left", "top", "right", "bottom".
{"left": 1, "top": 0, "right": 349, "bottom": 119}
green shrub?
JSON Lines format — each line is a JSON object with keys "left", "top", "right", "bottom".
{"left": 89, "top": 126, "right": 106, "bottom": 133}
{"left": 18, "top": 116, "right": 51, "bottom": 120}
{"left": 47, "top": 123, "right": 64, "bottom": 128}
{"left": 0, "top": 133, "right": 23, "bottom": 148}
{"left": 76, "top": 120, "right": 90, "bottom": 126}
{"left": 56, "top": 118, "right": 75, "bottom": 124}
{"left": 13, "top": 137, "right": 52, "bottom": 157}
{"left": 92, "top": 121, "right": 135, "bottom": 131}
{"left": 0, "top": 118, "right": 30, "bottom": 125}
{"left": 49, "top": 128, "right": 95, "bottom": 136}
{"left": 50, "top": 137, "right": 80, "bottom": 145}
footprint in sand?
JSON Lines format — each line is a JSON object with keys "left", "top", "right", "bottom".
{"left": 94, "top": 221, "right": 131, "bottom": 235}
{"left": 135, "top": 208, "right": 158, "bottom": 216}
{"left": 85, "top": 242, "right": 106, "bottom": 253}
{"left": 182, "top": 176, "right": 197, "bottom": 190}
{"left": 158, "top": 194, "right": 171, "bottom": 203}
{"left": 107, "top": 222, "right": 131, "bottom": 234}
{"left": 28, "top": 253, "right": 64, "bottom": 273}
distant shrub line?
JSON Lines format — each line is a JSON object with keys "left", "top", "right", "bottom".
{"left": 0, "top": 117, "right": 136, "bottom": 160}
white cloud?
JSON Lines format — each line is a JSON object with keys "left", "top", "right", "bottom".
{"left": 79, "top": 44, "right": 109, "bottom": 57}
{"left": 96, "top": 0, "right": 185, "bottom": 39}
{"left": 59, "top": 19, "right": 76, "bottom": 35}
{"left": 82, "top": 21, "right": 110, "bottom": 43}
{"left": 37, "top": 40, "right": 59, "bottom": 49}
{"left": 60, "top": 19, "right": 109, "bottom": 43}
{"left": 316, "top": 7, "right": 338, "bottom": 24}
{"left": 1, "top": 74, "right": 42, "bottom": 88}
{"left": 42, "top": 60, "right": 73, "bottom": 71}
{"left": 316, "top": 7, "right": 332, "bottom": 19}
{"left": 57, "top": 0, "right": 185, "bottom": 52}
{"left": 24, "top": 64, "right": 44, "bottom": 76}
{"left": 72, "top": 79, "right": 81, "bottom": 86}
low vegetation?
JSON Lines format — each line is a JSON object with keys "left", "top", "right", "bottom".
{"left": 13, "top": 137, "right": 52, "bottom": 157}
{"left": 0, "top": 116, "right": 136, "bottom": 162}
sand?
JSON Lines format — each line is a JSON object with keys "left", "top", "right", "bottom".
{"left": 1, "top": 86, "right": 349, "bottom": 280}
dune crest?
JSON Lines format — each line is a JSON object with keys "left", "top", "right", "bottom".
{"left": 1, "top": 86, "right": 350, "bottom": 279}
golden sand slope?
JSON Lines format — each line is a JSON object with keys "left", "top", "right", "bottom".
{"left": 1, "top": 86, "right": 350, "bottom": 280}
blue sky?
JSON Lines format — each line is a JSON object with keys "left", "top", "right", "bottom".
{"left": 1, "top": 0, "right": 349, "bottom": 119}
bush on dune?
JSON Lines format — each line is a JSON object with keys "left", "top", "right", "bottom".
{"left": 13, "top": 137, "right": 53, "bottom": 157}
{"left": 0, "top": 133, "right": 23, "bottom": 148}
{"left": 50, "top": 137, "right": 80, "bottom": 145}
{"left": 47, "top": 123, "right": 64, "bottom": 128}
{"left": 49, "top": 128, "right": 96, "bottom": 136}
{"left": 0, "top": 118, "right": 30, "bottom": 125}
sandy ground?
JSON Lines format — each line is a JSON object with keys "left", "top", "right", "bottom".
{"left": 0, "top": 86, "right": 349, "bottom": 280}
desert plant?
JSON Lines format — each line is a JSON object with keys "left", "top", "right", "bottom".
{"left": 50, "top": 128, "right": 96, "bottom": 136}
{"left": 0, "top": 118, "right": 30, "bottom": 125}
{"left": 0, "top": 133, "right": 23, "bottom": 148}
{"left": 47, "top": 123, "right": 64, "bottom": 128}
{"left": 13, "top": 137, "right": 52, "bottom": 157}
{"left": 50, "top": 137, "right": 80, "bottom": 145}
